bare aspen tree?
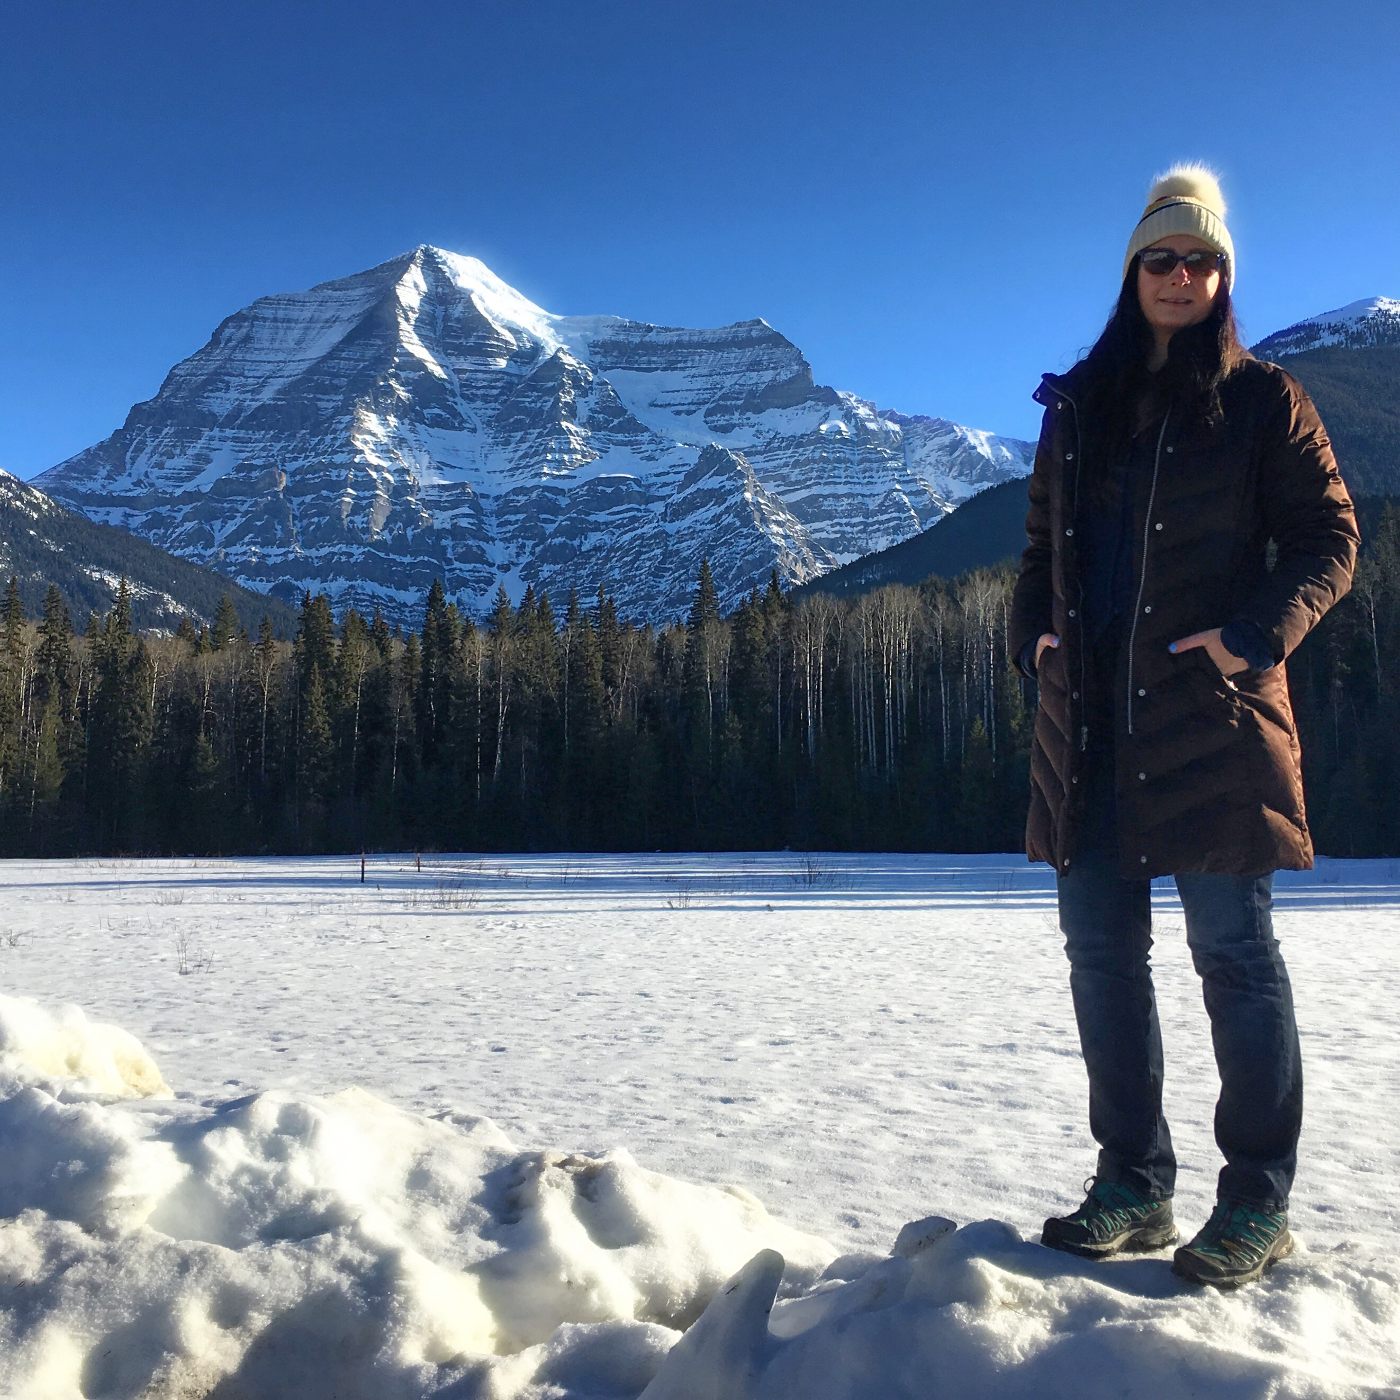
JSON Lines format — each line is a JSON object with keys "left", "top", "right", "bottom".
{"left": 793, "top": 594, "right": 837, "bottom": 760}
{"left": 461, "top": 625, "right": 487, "bottom": 802}
{"left": 1350, "top": 555, "right": 1385, "bottom": 692}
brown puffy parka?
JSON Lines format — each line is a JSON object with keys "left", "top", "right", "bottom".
{"left": 1009, "top": 356, "right": 1358, "bottom": 879}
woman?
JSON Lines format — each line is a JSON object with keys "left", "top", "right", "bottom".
{"left": 1009, "top": 165, "right": 1358, "bottom": 1288}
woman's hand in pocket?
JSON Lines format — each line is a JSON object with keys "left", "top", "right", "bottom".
{"left": 1168, "top": 627, "right": 1248, "bottom": 677}
{"left": 1035, "top": 633, "right": 1060, "bottom": 668}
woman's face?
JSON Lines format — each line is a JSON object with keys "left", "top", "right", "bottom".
{"left": 1136, "top": 234, "right": 1223, "bottom": 340}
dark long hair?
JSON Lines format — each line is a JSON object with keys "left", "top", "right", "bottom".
{"left": 1076, "top": 259, "right": 1250, "bottom": 505}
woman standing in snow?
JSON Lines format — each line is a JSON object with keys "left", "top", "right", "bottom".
{"left": 1009, "top": 165, "right": 1357, "bottom": 1287}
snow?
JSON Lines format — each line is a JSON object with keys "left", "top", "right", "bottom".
{"left": 1287, "top": 295, "right": 1400, "bottom": 331}
{"left": 1257, "top": 295, "right": 1400, "bottom": 354}
{"left": 195, "top": 281, "right": 388, "bottom": 410}
{"left": 394, "top": 263, "right": 452, "bottom": 382}
{"left": 0, "top": 993, "right": 829, "bottom": 1397}
{"left": 1, "top": 852, "right": 1397, "bottom": 1399}
{"left": 427, "top": 247, "right": 572, "bottom": 357}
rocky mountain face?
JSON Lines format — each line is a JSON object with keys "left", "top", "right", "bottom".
{"left": 36, "top": 247, "right": 1033, "bottom": 627}
{"left": 0, "top": 469, "right": 297, "bottom": 634}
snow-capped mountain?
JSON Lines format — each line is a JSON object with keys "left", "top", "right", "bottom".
{"left": 1253, "top": 296, "right": 1400, "bottom": 358}
{"left": 36, "top": 247, "right": 1033, "bottom": 626}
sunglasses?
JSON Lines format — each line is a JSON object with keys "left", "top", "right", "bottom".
{"left": 1138, "top": 248, "right": 1226, "bottom": 278}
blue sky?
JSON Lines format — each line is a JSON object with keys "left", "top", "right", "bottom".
{"left": 3, "top": 0, "right": 1397, "bottom": 478}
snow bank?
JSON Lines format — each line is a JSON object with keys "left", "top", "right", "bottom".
{"left": 642, "top": 1218, "right": 1400, "bottom": 1399}
{"left": 0, "top": 994, "right": 170, "bottom": 1099}
{"left": 0, "top": 995, "right": 834, "bottom": 1400}
{"left": 2, "top": 993, "right": 1396, "bottom": 1399}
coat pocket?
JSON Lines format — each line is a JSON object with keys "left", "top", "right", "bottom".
{"left": 1179, "top": 646, "right": 1243, "bottom": 715}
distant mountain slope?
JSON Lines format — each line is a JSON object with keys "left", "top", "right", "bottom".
{"left": 792, "top": 476, "right": 1029, "bottom": 600}
{"left": 1253, "top": 297, "right": 1400, "bottom": 497}
{"left": 1252, "top": 297, "right": 1400, "bottom": 357}
{"left": 35, "top": 246, "right": 1033, "bottom": 627}
{"left": 0, "top": 469, "right": 298, "bottom": 633}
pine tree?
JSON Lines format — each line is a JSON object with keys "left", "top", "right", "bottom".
{"left": 682, "top": 561, "right": 728, "bottom": 817}
{"left": 393, "top": 632, "right": 421, "bottom": 806}
{"left": 0, "top": 578, "right": 26, "bottom": 824}
{"left": 33, "top": 586, "right": 73, "bottom": 715}
{"left": 561, "top": 590, "right": 604, "bottom": 756}
{"left": 687, "top": 559, "right": 721, "bottom": 632}
{"left": 335, "top": 608, "right": 374, "bottom": 798}
{"left": 595, "top": 587, "right": 625, "bottom": 722}
{"left": 88, "top": 583, "right": 152, "bottom": 849}
{"left": 418, "top": 580, "right": 457, "bottom": 767}
{"left": 2, "top": 577, "right": 22, "bottom": 654}
{"left": 297, "top": 663, "right": 335, "bottom": 843}
{"left": 295, "top": 591, "right": 337, "bottom": 690}
{"left": 185, "top": 730, "right": 223, "bottom": 853}
{"left": 515, "top": 587, "right": 562, "bottom": 836}
{"left": 211, "top": 595, "right": 241, "bottom": 652}
{"left": 370, "top": 608, "right": 393, "bottom": 661}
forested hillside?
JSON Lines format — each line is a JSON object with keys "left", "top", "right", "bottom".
{"left": 1, "top": 505, "right": 1396, "bottom": 858}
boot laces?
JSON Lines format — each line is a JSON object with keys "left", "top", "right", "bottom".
{"left": 1190, "top": 1201, "right": 1286, "bottom": 1265}
{"left": 1072, "top": 1177, "right": 1159, "bottom": 1240}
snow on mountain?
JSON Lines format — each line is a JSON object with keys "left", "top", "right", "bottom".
{"left": 36, "top": 247, "right": 1034, "bottom": 626}
{"left": 0, "top": 466, "right": 63, "bottom": 524}
{"left": 0, "top": 467, "right": 299, "bottom": 632}
{"left": 1252, "top": 295, "right": 1400, "bottom": 358}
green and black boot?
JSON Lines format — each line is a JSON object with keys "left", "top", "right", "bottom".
{"left": 1172, "top": 1200, "right": 1293, "bottom": 1287}
{"left": 1042, "top": 1177, "right": 1177, "bottom": 1258}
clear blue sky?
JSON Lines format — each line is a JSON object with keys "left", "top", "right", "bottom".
{"left": 3, "top": 0, "right": 1397, "bottom": 479}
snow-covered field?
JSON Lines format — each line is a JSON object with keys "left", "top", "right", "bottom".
{"left": 2, "top": 852, "right": 1397, "bottom": 1398}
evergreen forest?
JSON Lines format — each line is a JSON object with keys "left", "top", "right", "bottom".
{"left": 2, "top": 507, "right": 1398, "bottom": 859}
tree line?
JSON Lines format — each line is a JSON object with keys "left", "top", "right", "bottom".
{"left": 2, "top": 508, "right": 1397, "bottom": 858}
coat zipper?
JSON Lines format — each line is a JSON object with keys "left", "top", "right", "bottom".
{"left": 1126, "top": 412, "right": 1171, "bottom": 736}
{"left": 1045, "top": 378, "right": 1090, "bottom": 752}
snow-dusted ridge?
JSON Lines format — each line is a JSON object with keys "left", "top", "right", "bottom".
{"left": 1253, "top": 294, "right": 1400, "bottom": 358}
{"left": 35, "top": 247, "right": 1035, "bottom": 626}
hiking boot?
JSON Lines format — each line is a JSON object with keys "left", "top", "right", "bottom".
{"left": 1042, "top": 1177, "right": 1177, "bottom": 1258}
{"left": 1172, "top": 1200, "right": 1293, "bottom": 1288}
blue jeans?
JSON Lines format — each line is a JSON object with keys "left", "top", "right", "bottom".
{"left": 1056, "top": 748, "right": 1303, "bottom": 1211}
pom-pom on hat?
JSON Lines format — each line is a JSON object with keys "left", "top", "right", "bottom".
{"left": 1123, "top": 163, "right": 1235, "bottom": 289}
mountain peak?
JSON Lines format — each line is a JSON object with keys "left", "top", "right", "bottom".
{"left": 402, "top": 245, "right": 564, "bottom": 348}
{"left": 34, "top": 246, "right": 1035, "bottom": 627}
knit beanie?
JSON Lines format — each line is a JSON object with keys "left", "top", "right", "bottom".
{"left": 1123, "top": 164, "right": 1235, "bottom": 289}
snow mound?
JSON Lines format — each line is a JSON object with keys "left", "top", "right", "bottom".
{"left": 0, "top": 993, "right": 171, "bottom": 1099}
{"left": 643, "top": 1219, "right": 1400, "bottom": 1399}
{"left": 0, "top": 999, "right": 834, "bottom": 1399}
{"left": 2, "top": 997, "right": 1396, "bottom": 1399}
